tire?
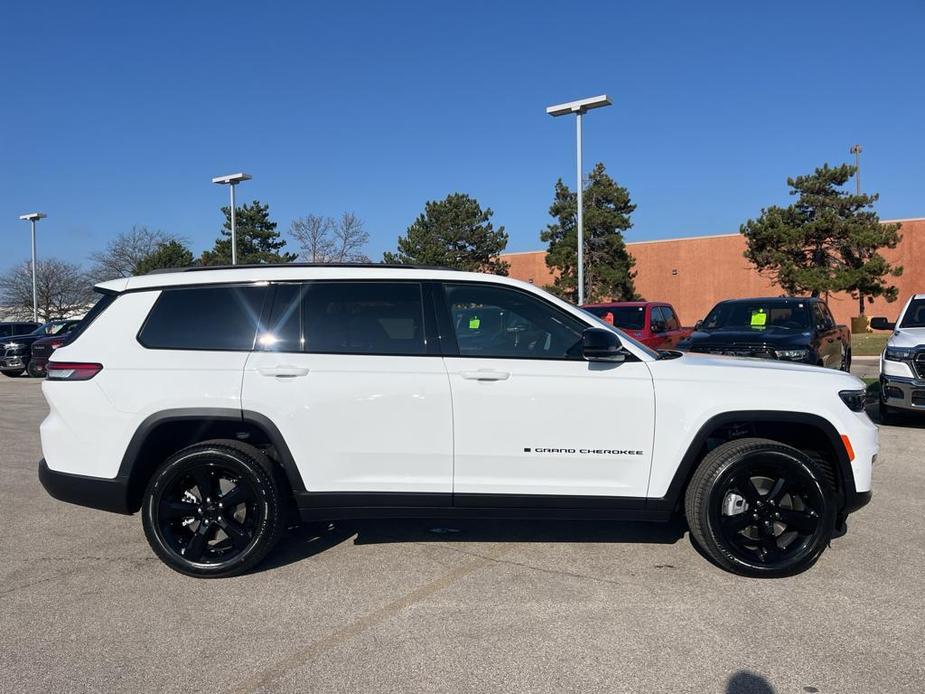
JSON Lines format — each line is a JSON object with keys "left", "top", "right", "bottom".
{"left": 141, "top": 439, "right": 285, "bottom": 578}
{"left": 841, "top": 349, "right": 851, "bottom": 372}
{"left": 26, "top": 361, "right": 44, "bottom": 378}
{"left": 2, "top": 369, "right": 24, "bottom": 378}
{"left": 879, "top": 400, "right": 893, "bottom": 425}
{"left": 685, "top": 437, "right": 836, "bottom": 578}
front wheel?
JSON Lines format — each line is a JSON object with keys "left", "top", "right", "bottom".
{"left": 685, "top": 438, "right": 836, "bottom": 577}
{"left": 141, "top": 439, "right": 285, "bottom": 578}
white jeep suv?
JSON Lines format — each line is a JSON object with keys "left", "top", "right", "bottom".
{"left": 39, "top": 265, "right": 876, "bottom": 578}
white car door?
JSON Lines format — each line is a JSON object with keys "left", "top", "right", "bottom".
{"left": 241, "top": 280, "right": 453, "bottom": 501}
{"left": 438, "top": 282, "right": 656, "bottom": 503}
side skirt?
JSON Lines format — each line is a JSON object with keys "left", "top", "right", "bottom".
{"left": 294, "top": 491, "right": 671, "bottom": 523}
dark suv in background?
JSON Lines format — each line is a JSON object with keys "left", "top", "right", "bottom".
{"left": 679, "top": 297, "right": 852, "bottom": 370}
{"left": 0, "top": 321, "right": 40, "bottom": 339}
{"left": 1, "top": 320, "right": 82, "bottom": 378}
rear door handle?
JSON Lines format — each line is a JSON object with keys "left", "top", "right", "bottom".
{"left": 460, "top": 369, "right": 510, "bottom": 381}
{"left": 258, "top": 365, "right": 310, "bottom": 378}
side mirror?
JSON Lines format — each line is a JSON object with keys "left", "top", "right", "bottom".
{"left": 651, "top": 320, "right": 666, "bottom": 334}
{"left": 582, "top": 328, "right": 626, "bottom": 362}
{"left": 870, "top": 317, "right": 895, "bottom": 331}
{"left": 694, "top": 319, "right": 703, "bottom": 330}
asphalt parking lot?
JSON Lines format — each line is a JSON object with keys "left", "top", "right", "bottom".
{"left": 1, "top": 373, "right": 923, "bottom": 694}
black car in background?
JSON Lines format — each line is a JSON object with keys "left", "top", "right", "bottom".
{"left": 678, "top": 297, "right": 852, "bottom": 370}
{"left": 1, "top": 320, "right": 82, "bottom": 378}
{"left": 0, "top": 321, "right": 40, "bottom": 339}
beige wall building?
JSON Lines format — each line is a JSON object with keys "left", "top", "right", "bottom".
{"left": 502, "top": 218, "right": 924, "bottom": 327}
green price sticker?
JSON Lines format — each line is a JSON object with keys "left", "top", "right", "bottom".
{"left": 468, "top": 317, "right": 480, "bottom": 329}
{"left": 750, "top": 311, "right": 767, "bottom": 328}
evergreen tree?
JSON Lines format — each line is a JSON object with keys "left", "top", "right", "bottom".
{"left": 135, "top": 240, "right": 195, "bottom": 275}
{"left": 383, "top": 193, "right": 509, "bottom": 274}
{"left": 741, "top": 163, "right": 902, "bottom": 309}
{"left": 201, "top": 200, "right": 297, "bottom": 265}
{"left": 540, "top": 162, "right": 639, "bottom": 303}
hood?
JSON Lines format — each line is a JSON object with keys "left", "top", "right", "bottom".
{"left": 686, "top": 328, "right": 810, "bottom": 347}
{"left": 889, "top": 327, "right": 925, "bottom": 349}
{"left": 672, "top": 351, "right": 864, "bottom": 387}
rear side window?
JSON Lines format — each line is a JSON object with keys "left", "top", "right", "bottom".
{"left": 302, "top": 282, "right": 426, "bottom": 355}
{"left": 138, "top": 285, "right": 268, "bottom": 351}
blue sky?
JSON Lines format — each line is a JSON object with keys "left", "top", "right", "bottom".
{"left": 2, "top": 1, "right": 923, "bottom": 271}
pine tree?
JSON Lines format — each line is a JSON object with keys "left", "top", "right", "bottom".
{"left": 201, "top": 200, "right": 297, "bottom": 265}
{"left": 540, "top": 162, "right": 639, "bottom": 303}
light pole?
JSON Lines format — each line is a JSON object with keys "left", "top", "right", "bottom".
{"left": 18, "top": 212, "right": 46, "bottom": 322}
{"left": 850, "top": 144, "right": 862, "bottom": 195}
{"left": 212, "top": 172, "right": 252, "bottom": 265}
{"left": 546, "top": 94, "right": 612, "bottom": 305}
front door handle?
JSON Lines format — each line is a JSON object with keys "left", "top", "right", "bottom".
{"left": 460, "top": 369, "right": 511, "bottom": 381}
{"left": 258, "top": 365, "right": 310, "bottom": 378}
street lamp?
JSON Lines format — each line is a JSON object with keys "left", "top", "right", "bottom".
{"left": 211, "top": 172, "right": 252, "bottom": 265}
{"left": 547, "top": 94, "right": 612, "bottom": 305}
{"left": 18, "top": 212, "right": 46, "bottom": 322}
{"left": 849, "top": 144, "right": 862, "bottom": 195}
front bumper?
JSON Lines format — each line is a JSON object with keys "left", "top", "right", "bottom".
{"left": 0, "top": 355, "right": 26, "bottom": 371}
{"left": 880, "top": 374, "right": 925, "bottom": 413}
{"left": 38, "top": 459, "right": 132, "bottom": 514}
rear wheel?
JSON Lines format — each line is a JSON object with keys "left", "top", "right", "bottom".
{"left": 685, "top": 438, "right": 836, "bottom": 577}
{"left": 26, "top": 361, "right": 44, "bottom": 378}
{"left": 142, "top": 439, "right": 285, "bottom": 578}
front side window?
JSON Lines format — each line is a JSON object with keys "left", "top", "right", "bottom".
{"left": 663, "top": 307, "right": 680, "bottom": 331}
{"left": 302, "top": 282, "right": 426, "bottom": 355}
{"left": 138, "top": 285, "right": 268, "bottom": 350}
{"left": 443, "top": 283, "right": 585, "bottom": 360}
{"left": 583, "top": 305, "right": 646, "bottom": 331}
{"left": 900, "top": 298, "right": 925, "bottom": 328}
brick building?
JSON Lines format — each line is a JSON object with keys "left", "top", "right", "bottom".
{"left": 502, "top": 217, "right": 924, "bottom": 327}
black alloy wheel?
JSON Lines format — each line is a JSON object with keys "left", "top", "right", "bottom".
{"left": 686, "top": 438, "right": 836, "bottom": 577}
{"left": 27, "top": 360, "right": 44, "bottom": 378}
{"left": 142, "top": 440, "right": 284, "bottom": 578}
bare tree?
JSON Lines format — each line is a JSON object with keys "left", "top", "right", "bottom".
{"left": 0, "top": 259, "right": 93, "bottom": 321}
{"left": 290, "top": 212, "right": 370, "bottom": 263}
{"left": 89, "top": 226, "right": 179, "bottom": 281}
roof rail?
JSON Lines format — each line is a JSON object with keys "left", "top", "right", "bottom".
{"left": 145, "top": 262, "right": 460, "bottom": 275}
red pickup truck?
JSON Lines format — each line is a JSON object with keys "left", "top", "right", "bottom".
{"left": 581, "top": 301, "right": 693, "bottom": 350}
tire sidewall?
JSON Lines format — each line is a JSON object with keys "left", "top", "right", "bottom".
{"left": 142, "top": 445, "right": 277, "bottom": 578}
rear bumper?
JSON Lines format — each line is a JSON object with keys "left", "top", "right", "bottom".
{"left": 38, "top": 459, "right": 132, "bottom": 514}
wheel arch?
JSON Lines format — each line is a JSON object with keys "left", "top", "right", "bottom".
{"left": 118, "top": 408, "right": 305, "bottom": 513}
{"left": 650, "top": 410, "right": 855, "bottom": 515}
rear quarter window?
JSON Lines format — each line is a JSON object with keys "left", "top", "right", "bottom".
{"left": 138, "top": 285, "right": 269, "bottom": 351}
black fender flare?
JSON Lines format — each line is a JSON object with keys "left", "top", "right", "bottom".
{"left": 647, "top": 410, "right": 856, "bottom": 514}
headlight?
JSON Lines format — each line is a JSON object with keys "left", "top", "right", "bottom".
{"left": 776, "top": 348, "right": 809, "bottom": 361}
{"left": 839, "top": 389, "right": 867, "bottom": 412}
{"left": 884, "top": 347, "right": 913, "bottom": 362}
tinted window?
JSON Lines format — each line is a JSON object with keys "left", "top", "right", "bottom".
{"left": 663, "top": 307, "right": 680, "bottom": 330}
{"left": 259, "top": 284, "right": 302, "bottom": 352}
{"left": 139, "top": 285, "right": 268, "bottom": 350}
{"left": 302, "top": 282, "right": 426, "bottom": 355}
{"left": 651, "top": 306, "right": 669, "bottom": 330}
{"left": 703, "top": 302, "right": 810, "bottom": 331}
{"left": 444, "top": 283, "right": 585, "bottom": 360}
{"left": 900, "top": 298, "right": 925, "bottom": 328}
{"left": 0, "top": 326, "right": 10, "bottom": 338}
{"left": 583, "top": 305, "right": 646, "bottom": 330}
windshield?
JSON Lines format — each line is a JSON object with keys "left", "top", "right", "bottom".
{"left": 31, "top": 322, "right": 72, "bottom": 337}
{"left": 900, "top": 298, "right": 925, "bottom": 328}
{"left": 702, "top": 301, "right": 810, "bottom": 331}
{"left": 582, "top": 310, "right": 660, "bottom": 359}
{"left": 583, "top": 305, "right": 646, "bottom": 331}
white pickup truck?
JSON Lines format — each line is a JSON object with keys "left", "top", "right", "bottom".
{"left": 873, "top": 294, "right": 925, "bottom": 420}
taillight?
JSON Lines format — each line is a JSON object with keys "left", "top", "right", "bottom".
{"left": 50, "top": 340, "right": 65, "bottom": 350}
{"left": 45, "top": 362, "right": 103, "bottom": 381}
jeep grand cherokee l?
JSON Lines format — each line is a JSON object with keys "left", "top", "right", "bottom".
{"left": 38, "top": 265, "right": 876, "bottom": 578}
